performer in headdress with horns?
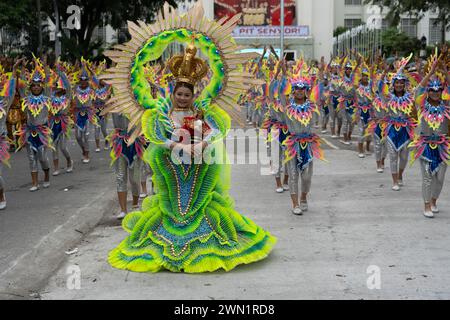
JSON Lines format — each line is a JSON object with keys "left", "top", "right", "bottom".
{"left": 101, "top": 2, "right": 276, "bottom": 273}
{"left": 409, "top": 47, "right": 450, "bottom": 218}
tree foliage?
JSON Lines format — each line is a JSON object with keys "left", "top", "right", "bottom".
{"left": 1, "top": 0, "right": 180, "bottom": 59}
{"left": 364, "top": 0, "right": 449, "bottom": 42}
{"left": 381, "top": 27, "right": 421, "bottom": 56}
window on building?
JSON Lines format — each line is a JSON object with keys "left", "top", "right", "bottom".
{"left": 381, "top": 18, "right": 389, "bottom": 31}
{"left": 345, "top": 0, "right": 362, "bottom": 5}
{"left": 344, "top": 19, "right": 363, "bottom": 29}
{"left": 429, "top": 18, "right": 443, "bottom": 45}
{"left": 400, "top": 18, "right": 417, "bottom": 38}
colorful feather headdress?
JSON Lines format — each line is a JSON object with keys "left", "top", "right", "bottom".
{"left": 424, "top": 47, "right": 446, "bottom": 91}
{"left": 330, "top": 57, "right": 342, "bottom": 68}
{"left": 28, "top": 54, "right": 46, "bottom": 83}
{"left": 392, "top": 53, "right": 413, "bottom": 82}
{"left": 79, "top": 57, "right": 91, "bottom": 81}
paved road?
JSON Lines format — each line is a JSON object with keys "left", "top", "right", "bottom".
{"left": 0, "top": 124, "right": 123, "bottom": 299}
{"left": 37, "top": 126, "right": 450, "bottom": 300}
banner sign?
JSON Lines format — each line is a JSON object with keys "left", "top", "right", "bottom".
{"left": 214, "top": 0, "right": 296, "bottom": 26}
{"left": 232, "top": 26, "right": 310, "bottom": 38}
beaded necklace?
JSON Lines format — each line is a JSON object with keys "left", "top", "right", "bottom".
{"left": 388, "top": 91, "right": 414, "bottom": 115}
{"left": 287, "top": 98, "right": 316, "bottom": 126}
{"left": 50, "top": 94, "right": 69, "bottom": 114}
{"left": 75, "top": 86, "right": 94, "bottom": 104}
{"left": 22, "top": 94, "right": 49, "bottom": 117}
{"left": 420, "top": 100, "right": 450, "bottom": 131}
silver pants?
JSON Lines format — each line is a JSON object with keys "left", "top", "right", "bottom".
{"left": 387, "top": 141, "right": 408, "bottom": 174}
{"left": 287, "top": 158, "right": 313, "bottom": 195}
{"left": 272, "top": 142, "right": 288, "bottom": 179}
{"left": 115, "top": 156, "right": 141, "bottom": 196}
{"left": 329, "top": 106, "right": 340, "bottom": 132}
{"left": 312, "top": 112, "right": 319, "bottom": 126}
{"left": 75, "top": 127, "right": 89, "bottom": 152}
{"left": 27, "top": 144, "right": 50, "bottom": 172}
{"left": 95, "top": 116, "right": 108, "bottom": 140}
{"left": 339, "top": 109, "right": 354, "bottom": 136}
{"left": 252, "top": 108, "right": 263, "bottom": 127}
{"left": 52, "top": 135, "right": 71, "bottom": 161}
{"left": 420, "top": 160, "right": 447, "bottom": 203}
{"left": 246, "top": 103, "right": 254, "bottom": 120}
{"left": 0, "top": 163, "right": 4, "bottom": 190}
{"left": 373, "top": 134, "right": 387, "bottom": 161}
{"left": 141, "top": 162, "right": 153, "bottom": 183}
{"left": 358, "top": 120, "right": 370, "bottom": 143}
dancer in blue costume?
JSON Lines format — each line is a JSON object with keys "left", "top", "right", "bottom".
{"left": 409, "top": 48, "right": 450, "bottom": 218}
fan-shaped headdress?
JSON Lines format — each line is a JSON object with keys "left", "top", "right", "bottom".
{"left": 100, "top": 2, "right": 262, "bottom": 141}
{"left": 29, "top": 54, "right": 46, "bottom": 84}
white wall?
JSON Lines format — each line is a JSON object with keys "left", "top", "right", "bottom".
{"left": 311, "top": 0, "right": 334, "bottom": 59}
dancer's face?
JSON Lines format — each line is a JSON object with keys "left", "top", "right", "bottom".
{"left": 393, "top": 79, "right": 405, "bottom": 94}
{"left": 361, "top": 74, "right": 369, "bottom": 84}
{"left": 345, "top": 68, "right": 352, "bottom": 77}
{"left": 30, "top": 82, "right": 43, "bottom": 95}
{"left": 79, "top": 80, "right": 89, "bottom": 89}
{"left": 428, "top": 89, "right": 442, "bottom": 103}
{"left": 174, "top": 86, "right": 194, "bottom": 109}
{"left": 293, "top": 87, "right": 306, "bottom": 100}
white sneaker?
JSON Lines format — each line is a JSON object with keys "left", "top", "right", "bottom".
{"left": 331, "top": 135, "right": 338, "bottom": 138}
{"left": 321, "top": 130, "right": 327, "bottom": 133}
{"left": 431, "top": 205, "right": 439, "bottom": 213}
{"left": 0, "top": 199, "right": 6, "bottom": 210}
{"left": 276, "top": 187, "right": 284, "bottom": 193}
{"left": 52, "top": 170, "right": 60, "bottom": 176}
{"left": 392, "top": 184, "right": 400, "bottom": 191}
{"left": 95, "top": 148, "right": 100, "bottom": 152}
{"left": 282, "top": 184, "right": 289, "bottom": 191}
{"left": 423, "top": 210, "right": 434, "bottom": 218}
{"left": 377, "top": 168, "right": 384, "bottom": 173}
{"left": 117, "top": 211, "right": 126, "bottom": 220}
{"left": 66, "top": 160, "right": 74, "bottom": 173}
{"left": 358, "top": 153, "right": 365, "bottom": 158}
{"left": 29, "top": 185, "right": 39, "bottom": 192}
{"left": 82, "top": 158, "right": 90, "bottom": 164}
{"left": 43, "top": 181, "right": 50, "bottom": 188}
{"left": 345, "top": 141, "right": 352, "bottom": 145}
{"left": 300, "top": 202, "right": 308, "bottom": 212}
{"left": 292, "top": 206, "right": 303, "bottom": 215}
{"left": 398, "top": 180, "right": 404, "bottom": 186}
{"left": 139, "top": 193, "right": 147, "bottom": 199}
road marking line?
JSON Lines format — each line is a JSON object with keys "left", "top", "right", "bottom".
{"left": 321, "top": 137, "right": 339, "bottom": 150}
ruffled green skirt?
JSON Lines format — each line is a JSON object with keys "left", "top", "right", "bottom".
{"left": 108, "top": 143, "right": 276, "bottom": 273}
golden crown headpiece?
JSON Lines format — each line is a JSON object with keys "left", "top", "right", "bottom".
{"left": 167, "top": 41, "right": 208, "bottom": 86}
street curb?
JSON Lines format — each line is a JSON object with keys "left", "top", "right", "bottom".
{"left": 0, "top": 186, "right": 117, "bottom": 300}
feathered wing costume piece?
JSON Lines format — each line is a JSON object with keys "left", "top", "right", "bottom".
{"left": 101, "top": 2, "right": 275, "bottom": 273}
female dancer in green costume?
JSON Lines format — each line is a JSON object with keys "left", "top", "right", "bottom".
{"left": 101, "top": 2, "right": 276, "bottom": 273}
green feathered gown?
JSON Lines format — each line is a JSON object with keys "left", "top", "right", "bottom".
{"left": 108, "top": 97, "right": 276, "bottom": 273}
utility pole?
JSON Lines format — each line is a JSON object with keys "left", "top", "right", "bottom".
{"left": 37, "top": 0, "right": 43, "bottom": 57}
{"left": 280, "top": 0, "right": 284, "bottom": 60}
{"left": 54, "top": 0, "right": 61, "bottom": 59}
